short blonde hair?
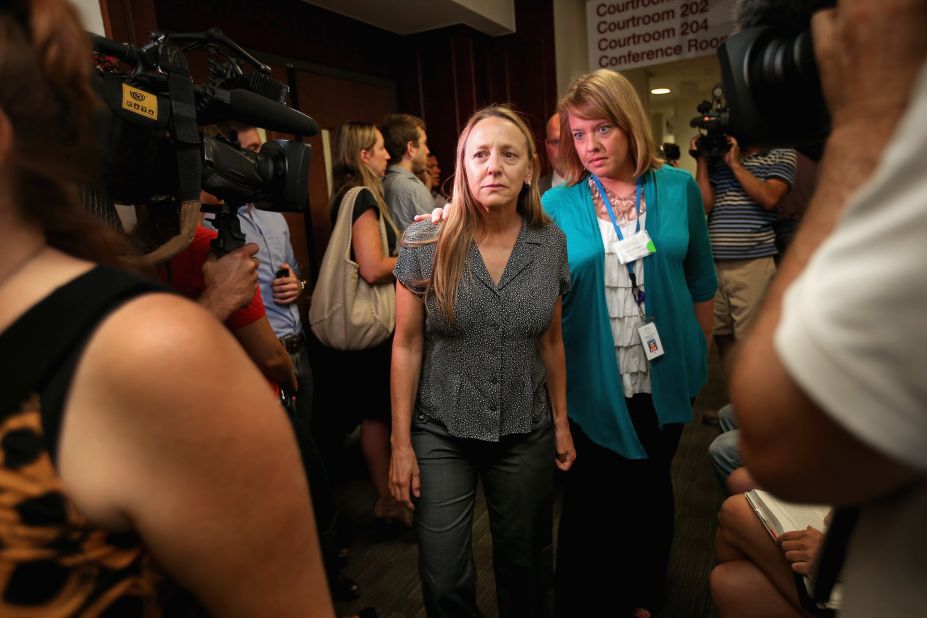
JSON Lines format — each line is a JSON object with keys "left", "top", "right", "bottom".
{"left": 558, "top": 69, "right": 661, "bottom": 185}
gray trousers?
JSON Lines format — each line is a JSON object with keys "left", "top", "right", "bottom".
{"left": 411, "top": 412, "right": 555, "bottom": 618}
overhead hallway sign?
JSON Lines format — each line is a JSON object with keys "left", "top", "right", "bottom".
{"left": 588, "top": 0, "right": 735, "bottom": 71}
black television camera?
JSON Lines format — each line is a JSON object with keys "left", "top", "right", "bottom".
{"left": 689, "top": 84, "right": 732, "bottom": 160}
{"left": 715, "top": 0, "right": 836, "bottom": 155}
{"left": 661, "top": 142, "right": 681, "bottom": 166}
{"left": 91, "top": 28, "right": 318, "bottom": 256}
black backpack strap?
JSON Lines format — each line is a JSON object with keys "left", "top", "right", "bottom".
{"left": 808, "top": 507, "right": 860, "bottom": 611}
{"left": 0, "top": 266, "right": 169, "bottom": 418}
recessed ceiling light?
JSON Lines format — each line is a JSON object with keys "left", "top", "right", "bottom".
{"left": 651, "top": 88, "right": 671, "bottom": 95}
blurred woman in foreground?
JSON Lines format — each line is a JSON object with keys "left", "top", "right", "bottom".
{"left": 0, "top": 1, "right": 332, "bottom": 614}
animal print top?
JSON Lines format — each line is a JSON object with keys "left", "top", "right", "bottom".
{"left": 0, "top": 267, "right": 189, "bottom": 616}
{"left": 0, "top": 395, "right": 165, "bottom": 615}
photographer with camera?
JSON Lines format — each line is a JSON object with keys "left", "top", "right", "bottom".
{"left": 232, "top": 124, "right": 364, "bottom": 604}
{"left": 662, "top": 142, "right": 681, "bottom": 168}
{"left": 232, "top": 126, "right": 311, "bottom": 414}
{"left": 690, "top": 118, "right": 796, "bottom": 423}
{"left": 0, "top": 0, "right": 333, "bottom": 615}
{"left": 166, "top": 203, "right": 299, "bottom": 394}
{"left": 731, "top": 0, "right": 927, "bottom": 615}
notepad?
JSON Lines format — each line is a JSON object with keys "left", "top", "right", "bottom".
{"left": 745, "top": 489, "right": 829, "bottom": 541}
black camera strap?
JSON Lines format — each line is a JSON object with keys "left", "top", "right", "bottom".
{"left": 0, "top": 267, "right": 168, "bottom": 423}
{"left": 159, "top": 41, "right": 201, "bottom": 205}
{"left": 809, "top": 506, "right": 859, "bottom": 610}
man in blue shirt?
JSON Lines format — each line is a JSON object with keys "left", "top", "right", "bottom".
{"left": 235, "top": 127, "right": 310, "bottom": 416}
{"left": 235, "top": 126, "right": 360, "bottom": 603}
{"left": 381, "top": 113, "right": 433, "bottom": 232}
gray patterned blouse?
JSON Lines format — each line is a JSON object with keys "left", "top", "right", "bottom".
{"left": 394, "top": 219, "right": 571, "bottom": 441}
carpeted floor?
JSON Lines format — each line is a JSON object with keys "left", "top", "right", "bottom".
{"left": 330, "top": 350, "right": 729, "bottom": 618}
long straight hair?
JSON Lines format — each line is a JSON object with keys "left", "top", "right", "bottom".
{"left": 558, "top": 69, "right": 662, "bottom": 186}
{"left": 330, "top": 121, "right": 398, "bottom": 237}
{"left": 424, "top": 105, "right": 545, "bottom": 323}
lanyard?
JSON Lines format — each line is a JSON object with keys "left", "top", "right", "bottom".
{"left": 591, "top": 174, "right": 647, "bottom": 315}
{"left": 591, "top": 175, "right": 642, "bottom": 241}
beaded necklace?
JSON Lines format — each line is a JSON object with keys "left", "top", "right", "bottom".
{"left": 588, "top": 176, "right": 645, "bottom": 224}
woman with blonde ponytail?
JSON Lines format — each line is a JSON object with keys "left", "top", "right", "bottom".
{"left": 310, "top": 121, "right": 411, "bottom": 526}
{"left": 389, "top": 105, "right": 574, "bottom": 617}
{"left": 0, "top": 1, "right": 332, "bottom": 615}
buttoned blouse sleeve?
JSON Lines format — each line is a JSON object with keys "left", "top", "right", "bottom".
{"left": 393, "top": 221, "right": 438, "bottom": 296}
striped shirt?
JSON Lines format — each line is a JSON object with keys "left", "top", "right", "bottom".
{"left": 708, "top": 149, "right": 797, "bottom": 260}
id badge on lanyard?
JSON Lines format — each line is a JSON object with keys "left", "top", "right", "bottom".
{"left": 612, "top": 230, "right": 656, "bottom": 264}
{"left": 593, "top": 174, "right": 664, "bottom": 360}
{"left": 638, "top": 318, "right": 664, "bottom": 360}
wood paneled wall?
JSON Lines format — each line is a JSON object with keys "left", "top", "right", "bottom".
{"left": 101, "top": 0, "right": 557, "bottom": 278}
{"left": 400, "top": 0, "right": 559, "bottom": 188}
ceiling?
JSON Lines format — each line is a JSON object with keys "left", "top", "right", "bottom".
{"left": 301, "top": 0, "right": 515, "bottom": 36}
{"left": 645, "top": 55, "right": 722, "bottom": 108}
{"left": 299, "top": 0, "right": 720, "bottom": 108}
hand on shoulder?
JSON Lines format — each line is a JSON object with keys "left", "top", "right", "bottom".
{"left": 402, "top": 218, "right": 443, "bottom": 245}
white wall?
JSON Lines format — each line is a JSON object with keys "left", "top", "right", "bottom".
{"left": 552, "top": 0, "right": 651, "bottom": 112}
{"left": 453, "top": 0, "right": 516, "bottom": 32}
{"left": 72, "top": 0, "right": 105, "bottom": 36}
{"left": 553, "top": 0, "right": 589, "bottom": 97}
{"left": 670, "top": 82, "right": 707, "bottom": 176}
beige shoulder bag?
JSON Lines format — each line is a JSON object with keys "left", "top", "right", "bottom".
{"left": 309, "top": 186, "right": 395, "bottom": 350}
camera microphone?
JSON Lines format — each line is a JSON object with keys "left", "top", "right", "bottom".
{"left": 226, "top": 88, "right": 319, "bottom": 137}
{"left": 90, "top": 33, "right": 140, "bottom": 65}
{"left": 91, "top": 33, "right": 319, "bottom": 138}
{"left": 196, "top": 87, "right": 320, "bottom": 137}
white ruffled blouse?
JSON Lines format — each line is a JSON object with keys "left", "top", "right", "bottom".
{"left": 598, "top": 214, "right": 652, "bottom": 397}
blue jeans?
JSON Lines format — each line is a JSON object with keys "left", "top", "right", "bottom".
{"left": 411, "top": 412, "right": 555, "bottom": 618}
{"left": 708, "top": 403, "right": 741, "bottom": 480}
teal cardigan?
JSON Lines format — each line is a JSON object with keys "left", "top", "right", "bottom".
{"left": 542, "top": 166, "right": 717, "bottom": 458}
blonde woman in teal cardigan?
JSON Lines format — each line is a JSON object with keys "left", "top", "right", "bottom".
{"left": 545, "top": 70, "right": 716, "bottom": 618}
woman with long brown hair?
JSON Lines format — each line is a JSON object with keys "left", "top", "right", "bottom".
{"left": 0, "top": 1, "right": 332, "bottom": 614}
{"left": 389, "top": 105, "right": 574, "bottom": 617}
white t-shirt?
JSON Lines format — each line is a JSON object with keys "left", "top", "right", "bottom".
{"left": 774, "top": 62, "right": 927, "bottom": 618}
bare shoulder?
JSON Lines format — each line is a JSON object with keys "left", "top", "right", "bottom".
{"left": 60, "top": 292, "right": 330, "bottom": 615}
{"left": 97, "top": 290, "right": 223, "bottom": 341}
{"left": 60, "top": 291, "right": 281, "bottom": 487}
{"left": 72, "top": 291, "right": 271, "bottom": 423}
{"left": 80, "top": 294, "right": 227, "bottom": 382}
